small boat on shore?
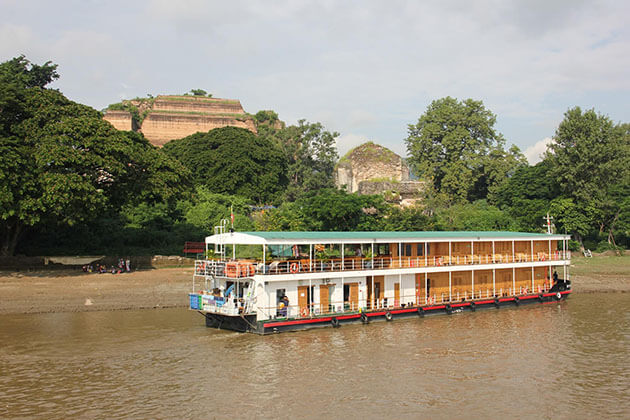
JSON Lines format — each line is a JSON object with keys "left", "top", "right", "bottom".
{"left": 188, "top": 229, "right": 571, "bottom": 334}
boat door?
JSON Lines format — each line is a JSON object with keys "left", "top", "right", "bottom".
{"left": 343, "top": 282, "right": 359, "bottom": 311}
{"left": 416, "top": 273, "right": 426, "bottom": 305}
{"left": 298, "top": 285, "right": 314, "bottom": 316}
{"left": 319, "top": 284, "right": 329, "bottom": 314}
{"left": 394, "top": 282, "right": 400, "bottom": 307}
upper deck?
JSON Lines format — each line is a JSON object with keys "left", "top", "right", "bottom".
{"left": 196, "top": 231, "right": 571, "bottom": 279}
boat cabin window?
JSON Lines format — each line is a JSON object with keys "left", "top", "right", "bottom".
{"left": 417, "top": 244, "right": 424, "bottom": 256}
{"left": 403, "top": 244, "right": 412, "bottom": 256}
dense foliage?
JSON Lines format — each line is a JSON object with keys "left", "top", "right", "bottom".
{"left": 162, "top": 126, "right": 288, "bottom": 204}
{"left": 2, "top": 56, "right": 628, "bottom": 256}
{"left": 0, "top": 56, "right": 190, "bottom": 255}
{"left": 405, "top": 97, "right": 527, "bottom": 203}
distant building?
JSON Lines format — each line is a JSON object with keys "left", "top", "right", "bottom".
{"left": 103, "top": 95, "right": 256, "bottom": 147}
{"left": 335, "top": 142, "right": 424, "bottom": 205}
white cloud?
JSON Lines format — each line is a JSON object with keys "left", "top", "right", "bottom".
{"left": 1, "top": 0, "right": 628, "bottom": 155}
{"left": 524, "top": 137, "right": 553, "bottom": 165}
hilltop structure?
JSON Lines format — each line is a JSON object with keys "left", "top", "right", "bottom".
{"left": 103, "top": 95, "right": 257, "bottom": 147}
{"left": 335, "top": 141, "right": 424, "bottom": 205}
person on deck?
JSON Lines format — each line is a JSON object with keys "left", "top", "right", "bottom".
{"left": 279, "top": 295, "right": 289, "bottom": 317}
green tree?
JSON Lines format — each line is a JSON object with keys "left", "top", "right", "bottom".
{"left": 189, "top": 89, "right": 210, "bottom": 97}
{"left": 0, "top": 56, "right": 190, "bottom": 255}
{"left": 494, "top": 160, "right": 560, "bottom": 231}
{"left": 382, "top": 205, "right": 436, "bottom": 231}
{"left": 179, "top": 187, "right": 254, "bottom": 232}
{"left": 435, "top": 200, "right": 516, "bottom": 231}
{"left": 545, "top": 107, "right": 629, "bottom": 245}
{"left": 162, "top": 126, "right": 288, "bottom": 204}
{"left": 298, "top": 189, "right": 387, "bottom": 231}
{"left": 263, "top": 120, "right": 339, "bottom": 200}
{"left": 406, "top": 97, "right": 524, "bottom": 203}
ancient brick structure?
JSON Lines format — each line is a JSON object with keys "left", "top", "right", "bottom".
{"left": 103, "top": 95, "right": 257, "bottom": 147}
{"left": 335, "top": 142, "right": 424, "bottom": 205}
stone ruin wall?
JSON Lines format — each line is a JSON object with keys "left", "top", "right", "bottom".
{"left": 152, "top": 96, "right": 246, "bottom": 115}
{"left": 335, "top": 142, "right": 423, "bottom": 205}
{"left": 102, "top": 95, "right": 256, "bottom": 147}
{"left": 103, "top": 110, "right": 134, "bottom": 132}
{"left": 140, "top": 113, "right": 257, "bottom": 147}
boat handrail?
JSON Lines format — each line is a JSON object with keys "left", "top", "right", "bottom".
{"left": 193, "top": 250, "right": 571, "bottom": 277}
{"left": 256, "top": 284, "right": 555, "bottom": 320}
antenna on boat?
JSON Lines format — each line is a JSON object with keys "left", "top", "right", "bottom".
{"left": 543, "top": 213, "right": 555, "bottom": 234}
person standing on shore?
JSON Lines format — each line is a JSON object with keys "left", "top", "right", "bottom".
{"left": 125, "top": 258, "right": 131, "bottom": 272}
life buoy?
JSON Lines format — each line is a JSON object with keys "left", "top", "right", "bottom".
{"left": 436, "top": 257, "right": 442, "bottom": 267}
{"left": 300, "top": 307, "right": 310, "bottom": 317}
{"left": 555, "top": 292, "right": 562, "bottom": 300}
{"left": 427, "top": 296, "right": 434, "bottom": 305}
{"left": 540, "top": 253, "right": 546, "bottom": 261}
{"left": 360, "top": 312, "right": 369, "bottom": 324}
{"left": 385, "top": 311, "right": 393, "bottom": 321}
{"left": 225, "top": 262, "right": 238, "bottom": 278}
{"left": 331, "top": 317, "right": 340, "bottom": 328}
{"left": 289, "top": 263, "right": 299, "bottom": 274}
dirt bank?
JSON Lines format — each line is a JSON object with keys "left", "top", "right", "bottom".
{"left": 569, "top": 255, "right": 630, "bottom": 293}
{"left": 0, "top": 267, "right": 194, "bottom": 315}
{"left": 1, "top": 256, "right": 628, "bottom": 315}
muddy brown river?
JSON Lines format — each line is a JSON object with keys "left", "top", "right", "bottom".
{"left": 1, "top": 293, "right": 629, "bottom": 419}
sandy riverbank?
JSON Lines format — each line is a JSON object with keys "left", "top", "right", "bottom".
{"left": 0, "top": 267, "right": 193, "bottom": 315}
{"left": 1, "top": 256, "right": 628, "bottom": 315}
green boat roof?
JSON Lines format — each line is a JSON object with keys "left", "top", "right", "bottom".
{"left": 206, "top": 231, "right": 568, "bottom": 245}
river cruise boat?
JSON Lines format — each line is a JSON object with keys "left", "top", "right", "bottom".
{"left": 188, "top": 230, "right": 572, "bottom": 334}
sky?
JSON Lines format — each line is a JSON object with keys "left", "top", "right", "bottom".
{"left": 2, "top": 0, "right": 628, "bottom": 163}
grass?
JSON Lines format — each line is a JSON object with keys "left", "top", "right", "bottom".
{"left": 571, "top": 254, "right": 630, "bottom": 277}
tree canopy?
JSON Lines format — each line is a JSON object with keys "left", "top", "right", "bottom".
{"left": 545, "top": 107, "right": 630, "bottom": 245}
{"left": 0, "top": 56, "right": 190, "bottom": 255}
{"left": 162, "top": 126, "right": 288, "bottom": 204}
{"left": 405, "top": 97, "right": 525, "bottom": 203}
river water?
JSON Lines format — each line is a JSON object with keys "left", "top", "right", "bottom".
{"left": 1, "top": 293, "right": 629, "bottom": 419}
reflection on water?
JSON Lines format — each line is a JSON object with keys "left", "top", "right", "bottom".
{"left": 1, "top": 293, "right": 629, "bottom": 419}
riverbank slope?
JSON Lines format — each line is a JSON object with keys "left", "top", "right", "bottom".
{"left": 1, "top": 256, "right": 628, "bottom": 315}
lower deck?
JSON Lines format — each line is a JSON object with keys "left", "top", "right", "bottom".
{"left": 194, "top": 287, "right": 572, "bottom": 334}
{"left": 190, "top": 264, "right": 571, "bottom": 333}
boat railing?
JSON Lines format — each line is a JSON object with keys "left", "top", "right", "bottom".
{"left": 194, "top": 250, "right": 571, "bottom": 277}
{"left": 260, "top": 284, "right": 555, "bottom": 320}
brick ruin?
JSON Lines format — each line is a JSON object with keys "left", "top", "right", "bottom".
{"left": 335, "top": 142, "right": 424, "bottom": 205}
{"left": 103, "top": 95, "right": 257, "bottom": 147}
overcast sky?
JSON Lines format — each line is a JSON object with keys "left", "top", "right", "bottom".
{"left": 2, "top": 0, "right": 628, "bottom": 163}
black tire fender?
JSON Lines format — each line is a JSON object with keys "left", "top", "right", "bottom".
{"left": 514, "top": 296, "right": 520, "bottom": 305}
{"left": 418, "top": 307, "right": 425, "bottom": 317}
{"left": 494, "top": 297, "right": 500, "bottom": 308}
{"left": 469, "top": 301, "right": 476, "bottom": 312}
{"left": 385, "top": 311, "right": 393, "bottom": 322}
{"left": 556, "top": 292, "right": 562, "bottom": 301}
{"left": 445, "top": 304, "right": 452, "bottom": 314}
{"left": 331, "top": 317, "right": 340, "bottom": 328}
{"left": 360, "top": 312, "right": 369, "bottom": 324}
